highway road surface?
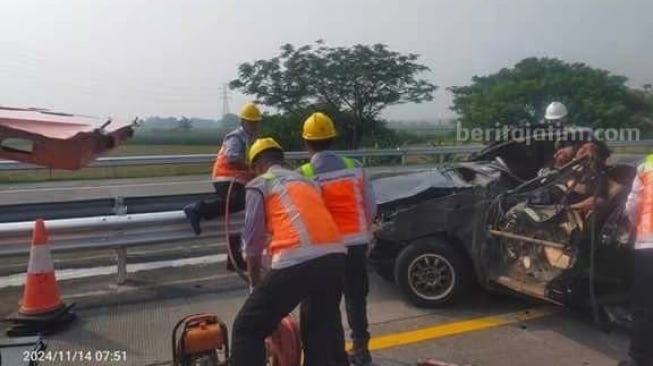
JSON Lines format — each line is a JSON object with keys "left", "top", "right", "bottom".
{"left": 0, "top": 256, "right": 630, "bottom": 366}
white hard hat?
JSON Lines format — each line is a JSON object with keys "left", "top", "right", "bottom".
{"left": 545, "top": 101, "right": 568, "bottom": 120}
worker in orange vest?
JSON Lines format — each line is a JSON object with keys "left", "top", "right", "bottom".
{"left": 184, "top": 102, "right": 261, "bottom": 269}
{"left": 299, "top": 112, "right": 378, "bottom": 366}
{"left": 622, "top": 154, "right": 653, "bottom": 366}
{"left": 230, "top": 137, "right": 348, "bottom": 366}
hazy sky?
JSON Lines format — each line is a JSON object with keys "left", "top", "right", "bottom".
{"left": 1, "top": 0, "right": 652, "bottom": 122}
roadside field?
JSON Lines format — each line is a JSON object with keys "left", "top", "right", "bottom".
{"left": 0, "top": 144, "right": 218, "bottom": 183}
{"left": 109, "top": 144, "right": 217, "bottom": 156}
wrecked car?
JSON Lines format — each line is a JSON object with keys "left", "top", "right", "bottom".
{"left": 369, "top": 135, "right": 636, "bottom": 313}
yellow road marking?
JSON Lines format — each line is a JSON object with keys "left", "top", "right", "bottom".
{"left": 346, "top": 307, "right": 556, "bottom": 351}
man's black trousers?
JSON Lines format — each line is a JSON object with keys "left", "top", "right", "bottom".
{"left": 196, "top": 181, "right": 246, "bottom": 219}
{"left": 630, "top": 248, "right": 653, "bottom": 364}
{"left": 344, "top": 244, "right": 371, "bottom": 347}
{"left": 191, "top": 181, "right": 246, "bottom": 269}
{"left": 230, "top": 253, "right": 347, "bottom": 366}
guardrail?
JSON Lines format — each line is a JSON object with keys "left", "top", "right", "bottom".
{"left": 0, "top": 211, "right": 245, "bottom": 284}
{"left": 1, "top": 140, "right": 650, "bottom": 171}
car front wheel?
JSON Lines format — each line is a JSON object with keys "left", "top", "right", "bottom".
{"left": 394, "top": 237, "right": 472, "bottom": 307}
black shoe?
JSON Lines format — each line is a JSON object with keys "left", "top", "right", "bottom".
{"left": 348, "top": 348, "right": 376, "bottom": 366}
{"left": 183, "top": 205, "right": 202, "bottom": 235}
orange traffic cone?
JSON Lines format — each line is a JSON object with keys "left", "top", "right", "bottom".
{"left": 3, "top": 219, "right": 75, "bottom": 337}
{"left": 19, "top": 219, "right": 63, "bottom": 315}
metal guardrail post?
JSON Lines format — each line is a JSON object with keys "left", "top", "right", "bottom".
{"left": 115, "top": 247, "right": 127, "bottom": 285}
{"left": 401, "top": 151, "right": 407, "bottom": 165}
{"left": 113, "top": 196, "right": 128, "bottom": 284}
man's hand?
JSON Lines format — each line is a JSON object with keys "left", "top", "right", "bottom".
{"left": 570, "top": 197, "right": 604, "bottom": 213}
{"left": 247, "top": 256, "right": 262, "bottom": 291}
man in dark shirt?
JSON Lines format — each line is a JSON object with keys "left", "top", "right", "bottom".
{"left": 548, "top": 141, "right": 610, "bottom": 213}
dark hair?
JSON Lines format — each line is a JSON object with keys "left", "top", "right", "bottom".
{"left": 592, "top": 140, "right": 611, "bottom": 161}
{"left": 304, "top": 138, "right": 334, "bottom": 152}
{"left": 577, "top": 141, "right": 610, "bottom": 165}
{"left": 252, "top": 148, "right": 284, "bottom": 167}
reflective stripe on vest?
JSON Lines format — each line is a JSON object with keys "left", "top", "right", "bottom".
{"left": 253, "top": 169, "right": 344, "bottom": 267}
{"left": 212, "top": 128, "right": 251, "bottom": 183}
{"left": 301, "top": 157, "right": 371, "bottom": 245}
{"left": 636, "top": 158, "right": 653, "bottom": 245}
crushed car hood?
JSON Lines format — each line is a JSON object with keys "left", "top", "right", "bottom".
{"left": 373, "top": 161, "right": 506, "bottom": 207}
{"left": 373, "top": 168, "right": 464, "bottom": 206}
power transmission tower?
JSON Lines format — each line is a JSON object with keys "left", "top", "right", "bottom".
{"left": 221, "top": 83, "right": 231, "bottom": 118}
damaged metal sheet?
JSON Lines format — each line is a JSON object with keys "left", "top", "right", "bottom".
{"left": 372, "top": 168, "right": 468, "bottom": 206}
{"left": 0, "top": 107, "right": 135, "bottom": 170}
{"left": 375, "top": 191, "right": 477, "bottom": 242}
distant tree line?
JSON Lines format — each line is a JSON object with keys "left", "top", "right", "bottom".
{"left": 139, "top": 51, "right": 653, "bottom": 149}
{"left": 449, "top": 57, "right": 653, "bottom": 131}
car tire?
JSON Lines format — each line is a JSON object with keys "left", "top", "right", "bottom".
{"left": 394, "top": 237, "right": 472, "bottom": 307}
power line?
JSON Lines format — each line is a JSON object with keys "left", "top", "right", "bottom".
{"left": 221, "top": 83, "right": 231, "bottom": 118}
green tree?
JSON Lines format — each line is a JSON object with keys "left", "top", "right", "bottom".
{"left": 230, "top": 41, "right": 437, "bottom": 148}
{"left": 258, "top": 112, "right": 305, "bottom": 152}
{"left": 449, "top": 57, "right": 651, "bottom": 129}
{"left": 633, "top": 84, "right": 653, "bottom": 133}
{"left": 259, "top": 105, "right": 396, "bottom": 151}
{"left": 177, "top": 117, "right": 193, "bottom": 131}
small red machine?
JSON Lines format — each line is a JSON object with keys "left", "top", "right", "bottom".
{"left": 172, "top": 314, "right": 230, "bottom": 366}
{"left": 171, "top": 313, "right": 301, "bottom": 366}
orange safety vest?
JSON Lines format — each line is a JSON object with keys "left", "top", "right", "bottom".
{"left": 300, "top": 156, "right": 371, "bottom": 245}
{"left": 634, "top": 156, "right": 653, "bottom": 247}
{"left": 211, "top": 128, "right": 252, "bottom": 183}
{"left": 248, "top": 167, "right": 345, "bottom": 268}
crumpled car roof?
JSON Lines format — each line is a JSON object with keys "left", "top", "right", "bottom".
{"left": 373, "top": 168, "right": 470, "bottom": 206}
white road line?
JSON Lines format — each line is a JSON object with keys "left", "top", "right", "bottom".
{"left": 0, "top": 254, "right": 227, "bottom": 288}
{"left": 65, "top": 272, "right": 241, "bottom": 300}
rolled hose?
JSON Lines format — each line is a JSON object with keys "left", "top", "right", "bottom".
{"left": 223, "top": 179, "right": 302, "bottom": 366}
{"left": 224, "top": 179, "right": 248, "bottom": 283}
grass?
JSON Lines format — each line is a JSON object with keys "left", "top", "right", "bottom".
{"left": 610, "top": 146, "right": 653, "bottom": 155}
{"left": 108, "top": 144, "right": 217, "bottom": 156}
{"left": 0, "top": 144, "right": 218, "bottom": 183}
{"left": 128, "top": 129, "right": 225, "bottom": 146}
{"left": 0, "top": 163, "right": 212, "bottom": 183}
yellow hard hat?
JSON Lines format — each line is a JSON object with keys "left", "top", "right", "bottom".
{"left": 248, "top": 137, "right": 283, "bottom": 165}
{"left": 302, "top": 112, "right": 337, "bottom": 140}
{"left": 239, "top": 102, "right": 262, "bottom": 122}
